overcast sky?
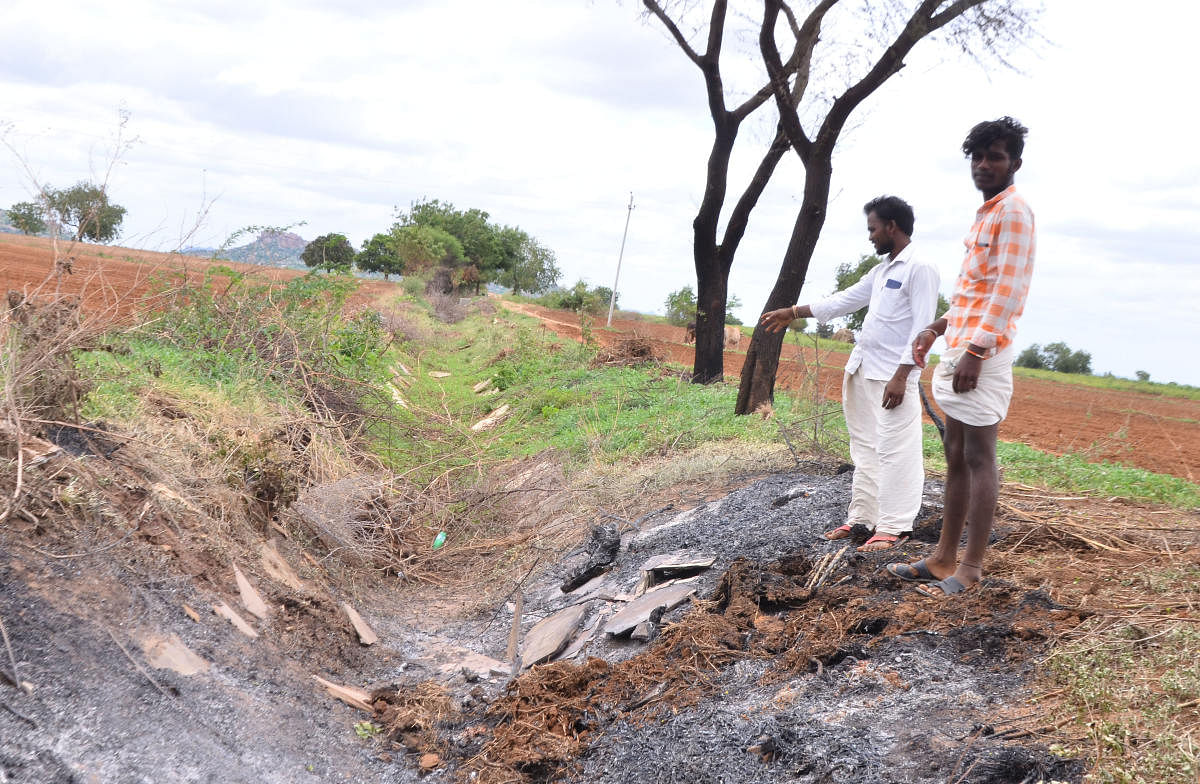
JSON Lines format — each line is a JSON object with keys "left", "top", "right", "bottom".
{"left": 2, "top": 1, "right": 1197, "bottom": 385}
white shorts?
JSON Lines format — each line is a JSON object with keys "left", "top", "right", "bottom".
{"left": 932, "top": 343, "right": 1015, "bottom": 427}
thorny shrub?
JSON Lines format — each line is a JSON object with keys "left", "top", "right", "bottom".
{"left": 144, "top": 267, "right": 393, "bottom": 429}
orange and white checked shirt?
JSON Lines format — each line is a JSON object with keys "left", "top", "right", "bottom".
{"left": 945, "top": 185, "right": 1036, "bottom": 354}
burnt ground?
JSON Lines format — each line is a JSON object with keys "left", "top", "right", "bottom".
{"left": 3, "top": 435, "right": 1192, "bottom": 784}
{"left": 0, "top": 547, "right": 417, "bottom": 784}
{"left": 362, "top": 469, "right": 1088, "bottom": 784}
{"left": 0, "top": 462, "right": 1094, "bottom": 784}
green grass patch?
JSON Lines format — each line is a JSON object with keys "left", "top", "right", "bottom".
{"left": 373, "top": 311, "right": 847, "bottom": 481}
{"left": 76, "top": 338, "right": 284, "bottom": 421}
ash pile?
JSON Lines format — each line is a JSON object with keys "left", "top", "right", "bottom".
{"left": 397, "top": 469, "right": 1084, "bottom": 784}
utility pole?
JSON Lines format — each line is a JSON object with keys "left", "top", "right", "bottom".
{"left": 606, "top": 192, "right": 635, "bottom": 327}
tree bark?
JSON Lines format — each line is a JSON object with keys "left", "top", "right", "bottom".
{"left": 735, "top": 156, "right": 832, "bottom": 413}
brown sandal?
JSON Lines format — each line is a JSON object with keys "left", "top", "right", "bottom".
{"left": 823, "top": 524, "right": 853, "bottom": 541}
{"left": 856, "top": 533, "right": 908, "bottom": 553}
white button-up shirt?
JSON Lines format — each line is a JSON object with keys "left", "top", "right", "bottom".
{"left": 808, "top": 244, "right": 940, "bottom": 382}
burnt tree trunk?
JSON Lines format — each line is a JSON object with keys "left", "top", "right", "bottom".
{"left": 693, "top": 124, "right": 794, "bottom": 383}
{"left": 735, "top": 158, "right": 832, "bottom": 412}
{"left": 690, "top": 121, "right": 736, "bottom": 384}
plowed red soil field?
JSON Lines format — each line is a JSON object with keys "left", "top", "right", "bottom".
{"left": 501, "top": 301, "right": 1200, "bottom": 482}
{"left": 0, "top": 233, "right": 395, "bottom": 318}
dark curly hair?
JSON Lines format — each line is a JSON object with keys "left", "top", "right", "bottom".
{"left": 863, "top": 195, "right": 915, "bottom": 237}
{"left": 962, "top": 116, "right": 1028, "bottom": 160}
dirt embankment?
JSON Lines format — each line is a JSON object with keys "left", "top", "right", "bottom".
{"left": 502, "top": 301, "right": 1200, "bottom": 481}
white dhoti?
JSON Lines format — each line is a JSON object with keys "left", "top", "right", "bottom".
{"left": 842, "top": 369, "right": 924, "bottom": 536}
{"left": 932, "top": 343, "right": 1016, "bottom": 427}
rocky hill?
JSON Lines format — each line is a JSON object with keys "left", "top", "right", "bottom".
{"left": 184, "top": 230, "right": 308, "bottom": 269}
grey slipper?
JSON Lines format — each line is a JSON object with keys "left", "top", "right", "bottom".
{"left": 917, "top": 576, "right": 969, "bottom": 598}
{"left": 886, "top": 559, "right": 936, "bottom": 583}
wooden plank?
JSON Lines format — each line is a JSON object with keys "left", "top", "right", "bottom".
{"left": 520, "top": 604, "right": 587, "bottom": 670}
{"left": 142, "top": 634, "right": 209, "bottom": 676}
{"left": 260, "top": 540, "right": 306, "bottom": 592}
{"left": 471, "top": 404, "right": 511, "bottom": 432}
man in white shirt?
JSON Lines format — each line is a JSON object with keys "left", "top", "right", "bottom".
{"left": 761, "top": 196, "right": 940, "bottom": 552}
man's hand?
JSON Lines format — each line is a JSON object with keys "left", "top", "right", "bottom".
{"left": 882, "top": 376, "right": 906, "bottom": 409}
{"left": 953, "top": 351, "right": 983, "bottom": 393}
{"left": 760, "top": 307, "right": 795, "bottom": 334}
{"left": 912, "top": 329, "right": 937, "bottom": 369}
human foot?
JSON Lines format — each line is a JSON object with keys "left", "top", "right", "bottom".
{"left": 915, "top": 574, "right": 975, "bottom": 598}
{"left": 857, "top": 533, "right": 908, "bottom": 553}
{"left": 823, "top": 524, "right": 853, "bottom": 541}
{"left": 885, "top": 558, "right": 953, "bottom": 583}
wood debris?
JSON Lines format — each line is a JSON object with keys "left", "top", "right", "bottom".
{"left": 427, "top": 370, "right": 451, "bottom": 379}
{"left": 0, "top": 422, "right": 61, "bottom": 466}
{"left": 521, "top": 604, "right": 588, "bottom": 670}
{"left": 387, "top": 383, "right": 409, "bottom": 409}
{"left": 470, "top": 404, "right": 511, "bottom": 432}
{"left": 233, "top": 565, "right": 270, "bottom": 620}
{"left": 213, "top": 602, "right": 258, "bottom": 639}
{"left": 603, "top": 583, "right": 695, "bottom": 637}
{"left": 313, "top": 675, "right": 373, "bottom": 713}
{"left": 142, "top": 634, "right": 209, "bottom": 676}
{"left": 260, "top": 541, "right": 306, "bottom": 592}
{"left": 341, "top": 603, "right": 379, "bottom": 645}
{"left": 472, "top": 377, "right": 494, "bottom": 393}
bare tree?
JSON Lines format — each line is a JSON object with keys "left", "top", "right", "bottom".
{"left": 733, "top": 0, "right": 1037, "bottom": 413}
{"left": 643, "top": 0, "right": 823, "bottom": 383}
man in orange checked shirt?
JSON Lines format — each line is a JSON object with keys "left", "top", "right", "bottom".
{"left": 888, "top": 117, "right": 1035, "bottom": 598}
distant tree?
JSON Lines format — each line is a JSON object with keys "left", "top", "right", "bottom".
{"left": 499, "top": 235, "right": 562, "bottom": 295}
{"left": 1016, "top": 342, "right": 1092, "bottom": 374}
{"left": 396, "top": 199, "right": 508, "bottom": 277}
{"left": 1016, "top": 345, "right": 1046, "bottom": 370}
{"left": 356, "top": 233, "right": 403, "bottom": 279}
{"left": 6, "top": 201, "right": 46, "bottom": 235}
{"left": 1135, "top": 370, "right": 1150, "bottom": 382}
{"left": 45, "top": 182, "right": 126, "bottom": 243}
{"left": 391, "top": 225, "right": 465, "bottom": 272}
{"left": 1043, "top": 341, "right": 1092, "bottom": 375}
{"left": 301, "top": 233, "right": 355, "bottom": 273}
{"left": 664, "top": 286, "right": 697, "bottom": 326}
{"left": 814, "top": 322, "right": 835, "bottom": 339}
{"left": 540, "top": 281, "right": 616, "bottom": 316}
{"left": 725, "top": 293, "right": 743, "bottom": 325}
{"left": 396, "top": 199, "right": 559, "bottom": 289}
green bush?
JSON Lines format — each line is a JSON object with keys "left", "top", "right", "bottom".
{"left": 536, "top": 281, "right": 615, "bottom": 315}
